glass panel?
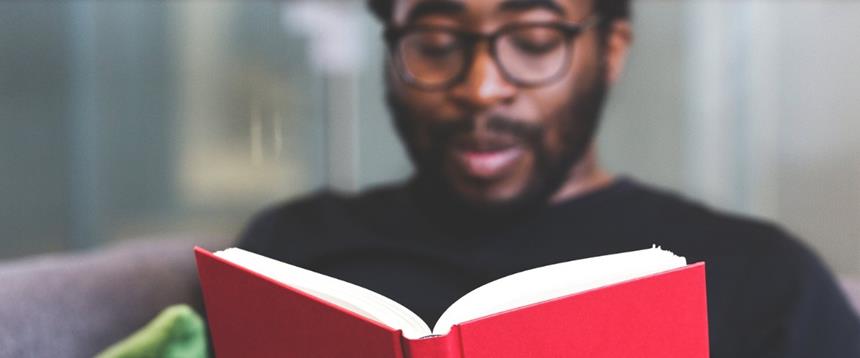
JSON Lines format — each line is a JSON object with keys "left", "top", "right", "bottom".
{"left": 1, "top": 0, "right": 858, "bottom": 276}
{"left": 0, "top": 1, "right": 327, "bottom": 257}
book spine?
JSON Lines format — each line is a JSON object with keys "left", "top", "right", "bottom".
{"left": 401, "top": 326, "right": 463, "bottom": 358}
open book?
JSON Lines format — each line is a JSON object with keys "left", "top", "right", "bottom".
{"left": 195, "top": 247, "right": 709, "bottom": 358}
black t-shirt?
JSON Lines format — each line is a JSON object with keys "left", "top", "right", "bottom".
{"left": 237, "top": 177, "right": 860, "bottom": 357}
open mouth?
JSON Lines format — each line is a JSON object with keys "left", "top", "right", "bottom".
{"left": 449, "top": 138, "right": 525, "bottom": 180}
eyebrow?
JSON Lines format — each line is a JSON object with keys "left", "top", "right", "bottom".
{"left": 404, "top": 0, "right": 466, "bottom": 23}
{"left": 498, "top": 0, "right": 566, "bottom": 16}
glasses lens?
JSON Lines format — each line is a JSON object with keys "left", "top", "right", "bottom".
{"left": 497, "top": 26, "right": 569, "bottom": 85}
{"left": 398, "top": 30, "right": 465, "bottom": 87}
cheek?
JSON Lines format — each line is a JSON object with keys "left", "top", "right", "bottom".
{"left": 388, "top": 67, "right": 444, "bottom": 150}
{"left": 524, "top": 43, "right": 604, "bottom": 156}
{"left": 520, "top": 77, "right": 579, "bottom": 158}
{"left": 389, "top": 66, "right": 449, "bottom": 118}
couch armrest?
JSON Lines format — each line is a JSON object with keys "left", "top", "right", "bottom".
{"left": 840, "top": 275, "right": 860, "bottom": 316}
{"left": 0, "top": 236, "right": 227, "bottom": 358}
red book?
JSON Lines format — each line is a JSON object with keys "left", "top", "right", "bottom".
{"left": 195, "top": 247, "right": 709, "bottom": 358}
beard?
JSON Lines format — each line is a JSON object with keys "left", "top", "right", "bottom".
{"left": 386, "top": 64, "right": 610, "bottom": 229}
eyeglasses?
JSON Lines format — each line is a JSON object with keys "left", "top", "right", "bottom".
{"left": 384, "top": 17, "right": 602, "bottom": 91}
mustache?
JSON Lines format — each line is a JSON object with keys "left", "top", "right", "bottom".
{"left": 428, "top": 115, "right": 544, "bottom": 146}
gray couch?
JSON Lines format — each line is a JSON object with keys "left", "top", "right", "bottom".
{"left": 0, "top": 237, "right": 229, "bottom": 358}
{"left": 0, "top": 238, "right": 858, "bottom": 358}
{"left": 844, "top": 277, "right": 860, "bottom": 316}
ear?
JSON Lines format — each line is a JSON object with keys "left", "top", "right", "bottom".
{"left": 604, "top": 20, "right": 633, "bottom": 85}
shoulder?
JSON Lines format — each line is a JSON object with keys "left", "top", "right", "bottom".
{"left": 620, "top": 180, "right": 859, "bottom": 351}
{"left": 614, "top": 179, "right": 827, "bottom": 299}
{"left": 248, "top": 184, "right": 409, "bottom": 230}
{"left": 617, "top": 179, "right": 805, "bottom": 258}
{"left": 249, "top": 190, "right": 354, "bottom": 227}
{"left": 235, "top": 184, "right": 410, "bottom": 259}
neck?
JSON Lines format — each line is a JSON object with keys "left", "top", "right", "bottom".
{"left": 550, "top": 145, "right": 614, "bottom": 204}
{"left": 408, "top": 145, "right": 614, "bottom": 235}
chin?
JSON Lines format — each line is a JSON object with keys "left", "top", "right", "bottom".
{"left": 450, "top": 178, "right": 536, "bottom": 211}
{"left": 461, "top": 185, "right": 521, "bottom": 204}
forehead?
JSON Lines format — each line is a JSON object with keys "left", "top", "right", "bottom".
{"left": 392, "top": 0, "right": 593, "bottom": 25}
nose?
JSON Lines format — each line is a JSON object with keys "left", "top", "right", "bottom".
{"left": 448, "top": 45, "right": 517, "bottom": 111}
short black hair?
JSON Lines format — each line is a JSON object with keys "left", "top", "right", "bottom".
{"left": 367, "top": 0, "right": 631, "bottom": 25}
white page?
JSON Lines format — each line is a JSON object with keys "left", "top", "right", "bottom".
{"left": 215, "top": 249, "right": 432, "bottom": 338}
{"left": 432, "top": 247, "right": 687, "bottom": 334}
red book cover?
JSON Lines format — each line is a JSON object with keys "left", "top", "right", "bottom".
{"left": 195, "top": 247, "right": 709, "bottom": 358}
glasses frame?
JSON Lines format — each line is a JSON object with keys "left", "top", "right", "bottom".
{"left": 384, "top": 16, "right": 603, "bottom": 91}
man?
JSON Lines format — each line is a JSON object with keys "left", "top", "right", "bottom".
{"left": 238, "top": 0, "right": 860, "bottom": 356}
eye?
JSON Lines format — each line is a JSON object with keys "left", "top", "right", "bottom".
{"left": 508, "top": 27, "right": 564, "bottom": 55}
{"left": 418, "top": 41, "right": 459, "bottom": 58}
{"left": 405, "top": 31, "right": 461, "bottom": 59}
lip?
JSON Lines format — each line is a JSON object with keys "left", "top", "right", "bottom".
{"left": 451, "top": 145, "right": 525, "bottom": 180}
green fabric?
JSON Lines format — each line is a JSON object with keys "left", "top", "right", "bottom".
{"left": 96, "top": 305, "right": 207, "bottom": 358}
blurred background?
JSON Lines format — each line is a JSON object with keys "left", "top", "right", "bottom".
{"left": 1, "top": 1, "right": 858, "bottom": 276}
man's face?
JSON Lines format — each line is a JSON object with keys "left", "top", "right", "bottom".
{"left": 386, "top": 0, "right": 623, "bottom": 212}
